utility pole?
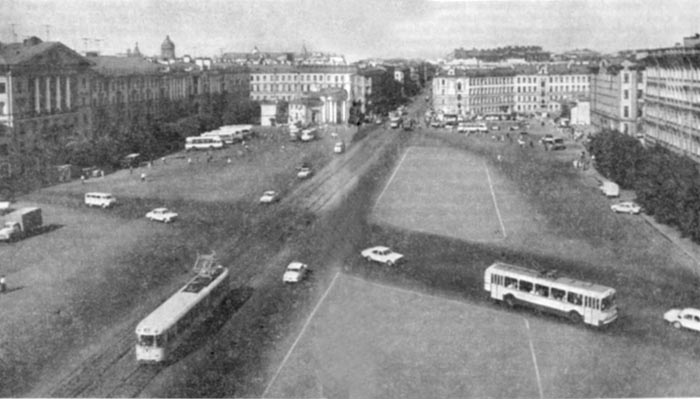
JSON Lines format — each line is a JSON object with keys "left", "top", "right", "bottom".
{"left": 43, "top": 24, "right": 51, "bottom": 41}
{"left": 81, "top": 37, "right": 89, "bottom": 52}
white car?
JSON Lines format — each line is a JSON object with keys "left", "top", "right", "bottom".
{"left": 259, "top": 190, "right": 279, "bottom": 204}
{"left": 297, "top": 167, "right": 313, "bottom": 179}
{"left": 146, "top": 207, "right": 178, "bottom": 223}
{"left": 283, "top": 262, "right": 308, "bottom": 283}
{"left": 611, "top": 201, "right": 641, "bottom": 214}
{"left": 664, "top": 308, "right": 700, "bottom": 332}
{"left": 361, "top": 246, "right": 404, "bottom": 266}
{"left": 300, "top": 129, "right": 316, "bottom": 142}
{"left": 334, "top": 142, "right": 345, "bottom": 154}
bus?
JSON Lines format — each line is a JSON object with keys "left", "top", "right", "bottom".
{"left": 484, "top": 262, "right": 618, "bottom": 327}
{"left": 201, "top": 130, "right": 235, "bottom": 145}
{"left": 457, "top": 122, "right": 488, "bottom": 133}
{"left": 218, "top": 124, "right": 254, "bottom": 142}
{"left": 185, "top": 136, "right": 224, "bottom": 151}
{"left": 135, "top": 254, "right": 230, "bottom": 362}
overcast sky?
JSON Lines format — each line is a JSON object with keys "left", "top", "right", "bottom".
{"left": 2, "top": 0, "right": 700, "bottom": 60}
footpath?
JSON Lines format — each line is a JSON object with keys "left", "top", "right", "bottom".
{"left": 579, "top": 165, "right": 700, "bottom": 266}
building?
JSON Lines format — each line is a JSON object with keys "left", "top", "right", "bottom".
{"left": 431, "top": 63, "right": 592, "bottom": 118}
{"left": 0, "top": 37, "right": 93, "bottom": 178}
{"left": 161, "top": 35, "right": 175, "bottom": 61}
{"left": 642, "top": 49, "right": 700, "bottom": 158}
{"left": 249, "top": 64, "right": 355, "bottom": 123}
{"left": 570, "top": 100, "right": 591, "bottom": 125}
{"left": 590, "top": 59, "right": 644, "bottom": 135}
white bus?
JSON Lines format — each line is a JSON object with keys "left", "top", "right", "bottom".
{"left": 484, "top": 262, "right": 618, "bottom": 327}
{"left": 135, "top": 255, "right": 230, "bottom": 362}
{"left": 457, "top": 122, "right": 488, "bottom": 133}
{"left": 201, "top": 130, "right": 235, "bottom": 145}
{"left": 218, "top": 124, "right": 253, "bottom": 142}
{"left": 185, "top": 136, "right": 224, "bottom": 151}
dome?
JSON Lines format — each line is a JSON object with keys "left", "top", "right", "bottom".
{"left": 161, "top": 35, "right": 174, "bottom": 50}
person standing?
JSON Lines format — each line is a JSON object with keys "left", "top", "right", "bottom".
{"left": 140, "top": 172, "right": 146, "bottom": 182}
{"left": 1, "top": 275, "right": 6, "bottom": 294}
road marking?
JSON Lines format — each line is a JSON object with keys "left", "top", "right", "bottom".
{"left": 524, "top": 319, "right": 544, "bottom": 399}
{"left": 373, "top": 148, "right": 411, "bottom": 214}
{"left": 262, "top": 271, "right": 341, "bottom": 398}
{"left": 483, "top": 161, "right": 507, "bottom": 239}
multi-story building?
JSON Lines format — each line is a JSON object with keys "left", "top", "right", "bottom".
{"left": 249, "top": 65, "right": 355, "bottom": 123}
{"left": 352, "top": 67, "right": 391, "bottom": 114}
{"left": 0, "top": 37, "right": 94, "bottom": 178}
{"left": 590, "top": 59, "right": 644, "bottom": 135}
{"left": 642, "top": 48, "right": 700, "bottom": 158}
{"left": 432, "top": 63, "right": 591, "bottom": 118}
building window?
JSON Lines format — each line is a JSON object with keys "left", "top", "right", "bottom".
{"left": 624, "top": 89, "right": 629, "bottom": 100}
{"left": 623, "top": 73, "right": 629, "bottom": 84}
{"left": 0, "top": 102, "right": 4, "bottom": 115}
{"left": 623, "top": 106, "right": 629, "bottom": 118}
{"left": 0, "top": 82, "right": 5, "bottom": 94}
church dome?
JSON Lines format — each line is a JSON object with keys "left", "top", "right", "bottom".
{"left": 161, "top": 35, "right": 174, "bottom": 50}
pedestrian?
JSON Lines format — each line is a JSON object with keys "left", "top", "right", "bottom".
{"left": 187, "top": 157, "right": 192, "bottom": 165}
{"left": 1, "top": 275, "right": 6, "bottom": 294}
{"left": 227, "top": 157, "right": 232, "bottom": 164}
{"left": 497, "top": 154, "right": 503, "bottom": 162}
{"left": 80, "top": 175, "right": 85, "bottom": 184}
{"left": 140, "top": 172, "right": 146, "bottom": 182}
{"left": 529, "top": 140, "right": 534, "bottom": 148}
{"left": 129, "top": 165, "right": 133, "bottom": 175}
{"left": 100, "top": 170, "right": 105, "bottom": 178}
{"left": 162, "top": 156, "right": 167, "bottom": 165}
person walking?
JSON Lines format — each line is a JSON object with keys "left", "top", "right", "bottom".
{"left": 80, "top": 175, "right": 85, "bottom": 184}
{"left": 140, "top": 172, "right": 146, "bottom": 182}
{"left": 1, "top": 275, "right": 6, "bottom": 294}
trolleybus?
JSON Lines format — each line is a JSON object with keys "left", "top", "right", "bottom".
{"left": 184, "top": 136, "right": 224, "bottom": 151}
{"left": 484, "top": 262, "right": 618, "bottom": 326}
{"left": 135, "top": 254, "right": 230, "bottom": 362}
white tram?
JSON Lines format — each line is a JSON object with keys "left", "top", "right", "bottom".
{"left": 484, "top": 262, "right": 618, "bottom": 327}
{"left": 135, "top": 256, "right": 230, "bottom": 362}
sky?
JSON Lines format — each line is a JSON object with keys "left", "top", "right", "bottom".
{"left": 2, "top": 0, "right": 700, "bottom": 61}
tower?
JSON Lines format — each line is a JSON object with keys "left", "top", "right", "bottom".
{"left": 161, "top": 35, "right": 175, "bottom": 60}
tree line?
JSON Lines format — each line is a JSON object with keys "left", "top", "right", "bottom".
{"left": 588, "top": 130, "right": 700, "bottom": 242}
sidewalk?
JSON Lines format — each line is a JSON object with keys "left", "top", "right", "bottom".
{"left": 580, "top": 166, "right": 700, "bottom": 265}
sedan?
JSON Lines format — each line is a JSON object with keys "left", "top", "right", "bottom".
{"left": 664, "top": 308, "right": 700, "bottom": 332}
{"left": 259, "top": 190, "right": 280, "bottom": 204}
{"left": 611, "top": 201, "right": 641, "bottom": 214}
{"left": 146, "top": 207, "right": 178, "bottom": 223}
{"left": 297, "top": 167, "right": 313, "bottom": 179}
{"left": 283, "top": 262, "right": 309, "bottom": 283}
{"left": 361, "top": 246, "right": 404, "bottom": 266}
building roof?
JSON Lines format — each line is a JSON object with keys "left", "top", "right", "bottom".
{"left": 89, "top": 55, "right": 165, "bottom": 76}
{"left": 641, "top": 52, "right": 700, "bottom": 69}
{"left": 0, "top": 37, "right": 91, "bottom": 67}
{"left": 249, "top": 64, "right": 356, "bottom": 74}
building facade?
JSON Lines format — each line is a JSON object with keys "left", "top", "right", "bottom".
{"left": 642, "top": 49, "right": 700, "bottom": 158}
{"left": 590, "top": 59, "right": 644, "bottom": 135}
{"left": 431, "top": 64, "right": 591, "bottom": 118}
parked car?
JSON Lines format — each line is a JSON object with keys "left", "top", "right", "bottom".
{"left": 361, "top": 246, "right": 404, "bottom": 266}
{"left": 664, "top": 308, "right": 700, "bottom": 332}
{"left": 297, "top": 167, "right": 313, "bottom": 179}
{"left": 334, "top": 141, "right": 345, "bottom": 154}
{"left": 283, "top": 262, "right": 309, "bottom": 283}
{"left": 509, "top": 125, "right": 520, "bottom": 131}
{"left": 259, "top": 190, "right": 280, "bottom": 204}
{"left": 300, "top": 128, "right": 316, "bottom": 142}
{"left": 146, "top": 208, "right": 178, "bottom": 223}
{"left": 611, "top": 201, "right": 641, "bottom": 214}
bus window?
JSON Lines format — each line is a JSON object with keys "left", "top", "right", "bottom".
{"left": 155, "top": 334, "right": 164, "bottom": 347}
{"left": 567, "top": 292, "right": 582, "bottom": 305}
{"left": 518, "top": 280, "right": 533, "bottom": 293}
{"left": 505, "top": 277, "right": 518, "bottom": 289}
{"left": 601, "top": 294, "right": 615, "bottom": 311}
{"left": 491, "top": 274, "right": 500, "bottom": 285}
{"left": 139, "top": 335, "right": 155, "bottom": 347}
{"left": 534, "top": 284, "right": 549, "bottom": 297}
{"left": 551, "top": 288, "right": 565, "bottom": 301}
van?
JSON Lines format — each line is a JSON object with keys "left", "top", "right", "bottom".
{"left": 85, "top": 192, "right": 116, "bottom": 208}
{"left": 600, "top": 181, "right": 620, "bottom": 198}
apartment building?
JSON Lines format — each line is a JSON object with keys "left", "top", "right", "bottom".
{"left": 432, "top": 63, "right": 591, "bottom": 117}
{"left": 642, "top": 48, "right": 700, "bottom": 158}
{"left": 590, "top": 59, "right": 644, "bottom": 135}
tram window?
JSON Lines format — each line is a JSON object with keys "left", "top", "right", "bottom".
{"left": 518, "top": 280, "right": 533, "bottom": 293}
{"left": 139, "top": 335, "right": 155, "bottom": 346}
{"left": 567, "top": 292, "right": 582, "bottom": 305}
{"left": 505, "top": 277, "right": 518, "bottom": 288}
{"left": 534, "top": 284, "right": 549, "bottom": 297}
{"left": 551, "top": 288, "right": 565, "bottom": 300}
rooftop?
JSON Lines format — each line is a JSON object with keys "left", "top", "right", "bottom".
{"left": 88, "top": 55, "right": 165, "bottom": 76}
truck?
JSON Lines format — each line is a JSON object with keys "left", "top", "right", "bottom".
{"left": 0, "top": 207, "right": 43, "bottom": 242}
{"left": 600, "top": 181, "right": 620, "bottom": 198}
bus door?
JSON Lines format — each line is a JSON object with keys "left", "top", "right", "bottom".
{"left": 583, "top": 296, "right": 595, "bottom": 323}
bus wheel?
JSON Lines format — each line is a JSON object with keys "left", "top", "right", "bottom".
{"left": 569, "top": 311, "right": 582, "bottom": 324}
{"left": 504, "top": 295, "right": 515, "bottom": 308}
